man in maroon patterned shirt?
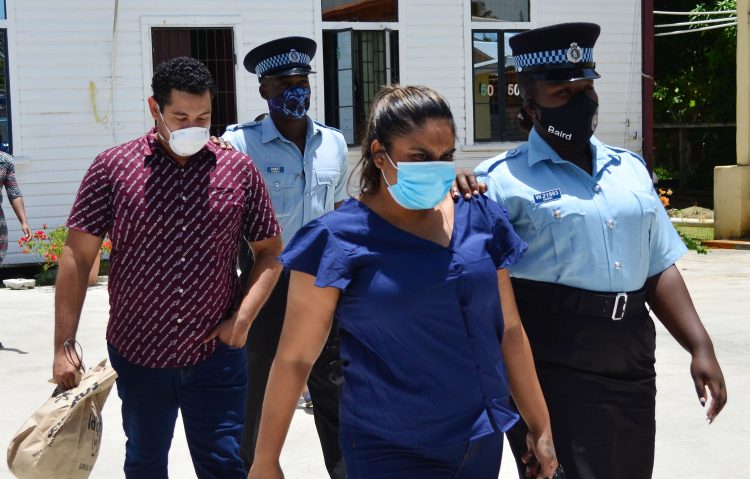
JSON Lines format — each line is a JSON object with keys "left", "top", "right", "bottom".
{"left": 52, "top": 57, "right": 282, "bottom": 478}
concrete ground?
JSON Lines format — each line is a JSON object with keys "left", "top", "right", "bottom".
{"left": 1, "top": 250, "right": 748, "bottom": 478}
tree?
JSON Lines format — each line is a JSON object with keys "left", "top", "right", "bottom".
{"left": 654, "top": 0, "right": 736, "bottom": 123}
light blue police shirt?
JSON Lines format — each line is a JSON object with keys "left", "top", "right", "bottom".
{"left": 223, "top": 116, "right": 348, "bottom": 244}
{"left": 475, "top": 128, "right": 687, "bottom": 293}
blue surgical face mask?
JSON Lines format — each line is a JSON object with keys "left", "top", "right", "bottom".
{"left": 381, "top": 152, "right": 455, "bottom": 210}
{"left": 268, "top": 85, "right": 310, "bottom": 120}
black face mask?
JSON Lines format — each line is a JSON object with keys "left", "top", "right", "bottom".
{"left": 534, "top": 90, "right": 599, "bottom": 147}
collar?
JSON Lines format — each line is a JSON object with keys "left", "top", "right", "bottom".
{"left": 527, "top": 128, "right": 619, "bottom": 173}
{"left": 261, "top": 115, "right": 320, "bottom": 144}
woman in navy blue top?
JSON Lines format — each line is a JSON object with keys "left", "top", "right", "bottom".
{"left": 248, "top": 86, "right": 559, "bottom": 479}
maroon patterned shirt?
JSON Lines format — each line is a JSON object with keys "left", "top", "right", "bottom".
{"left": 67, "top": 128, "right": 281, "bottom": 368}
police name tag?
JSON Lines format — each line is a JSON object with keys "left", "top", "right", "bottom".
{"left": 267, "top": 166, "right": 284, "bottom": 173}
{"left": 533, "top": 189, "right": 562, "bottom": 204}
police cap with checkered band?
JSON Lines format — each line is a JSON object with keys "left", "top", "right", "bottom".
{"left": 509, "top": 23, "right": 601, "bottom": 82}
{"left": 244, "top": 36, "right": 317, "bottom": 78}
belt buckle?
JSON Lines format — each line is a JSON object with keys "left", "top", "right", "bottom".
{"left": 612, "top": 292, "right": 628, "bottom": 320}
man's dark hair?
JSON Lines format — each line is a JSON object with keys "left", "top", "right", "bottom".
{"left": 151, "top": 57, "right": 215, "bottom": 110}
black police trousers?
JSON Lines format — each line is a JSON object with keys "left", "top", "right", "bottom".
{"left": 507, "top": 278, "right": 657, "bottom": 479}
{"left": 239, "top": 256, "right": 346, "bottom": 479}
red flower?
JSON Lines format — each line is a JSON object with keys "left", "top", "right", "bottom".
{"left": 42, "top": 223, "right": 47, "bottom": 229}
{"left": 50, "top": 254, "right": 57, "bottom": 262}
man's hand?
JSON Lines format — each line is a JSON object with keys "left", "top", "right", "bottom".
{"left": 247, "top": 460, "right": 284, "bottom": 479}
{"left": 452, "top": 169, "right": 487, "bottom": 200}
{"left": 521, "top": 428, "right": 559, "bottom": 478}
{"left": 691, "top": 348, "right": 727, "bottom": 423}
{"left": 209, "top": 136, "right": 234, "bottom": 150}
{"left": 203, "top": 311, "right": 251, "bottom": 348}
{"left": 52, "top": 349, "right": 81, "bottom": 391}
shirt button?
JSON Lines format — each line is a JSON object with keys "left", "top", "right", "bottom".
{"left": 182, "top": 226, "right": 187, "bottom": 231}
{"left": 593, "top": 184, "right": 601, "bottom": 193}
{"left": 181, "top": 195, "right": 187, "bottom": 201}
{"left": 553, "top": 209, "right": 561, "bottom": 219}
{"left": 176, "top": 318, "right": 183, "bottom": 323}
{"left": 274, "top": 181, "right": 280, "bottom": 188}
{"left": 178, "top": 288, "right": 184, "bottom": 294}
{"left": 181, "top": 257, "right": 186, "bottom": 262}
{"left": 607, "top": 219, "right": 616, "bottom": 229}
{"left": 614, "top": 261, "right": 622, "bottom": 270}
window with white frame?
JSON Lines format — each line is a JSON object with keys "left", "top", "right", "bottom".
{"left": 471, "top": 0, "right": 529, "bottom": 22}
{"left": 470, "top": 0, "right": 531, "bottom": 143}
{"left": 321, "top": 0, "right": 399, "bottom": 145}
{"left": 472, "top": 30, "right": 526, "bottom": 142}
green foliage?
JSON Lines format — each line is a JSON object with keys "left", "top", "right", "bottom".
{"left": 653, "top": 165, "right": 676, "bottom": 181}
{"left": 678, "top": 228, "right": 709, "bottom": 254}
{"left": 654, "top": 0, "right": 737, "bottom": 123}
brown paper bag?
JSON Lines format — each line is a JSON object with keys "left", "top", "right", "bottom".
{"left": 6, "top": 359, "right": 118, "bottom": 479}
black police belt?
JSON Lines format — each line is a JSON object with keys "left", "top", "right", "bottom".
{"left": 511, "top": 278, "right": 647, "bottom": 321}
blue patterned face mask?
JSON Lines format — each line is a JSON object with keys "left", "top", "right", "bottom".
{"left": 381, "top": 152, "right": 455, "bottom": 210}
{"left": 267, "top": 86, "right": 310, "bottom": 120}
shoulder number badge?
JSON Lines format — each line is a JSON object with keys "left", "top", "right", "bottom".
{"left": 533, "top": 188, "right": 562, "bottom": 204}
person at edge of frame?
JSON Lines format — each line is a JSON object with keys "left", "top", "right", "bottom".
{"left": 52, "top": 57, "right": 283, "bottom": 479}
{"left": 212, "top": 36, "right": 349, "bottom": 478}
{"left": 453, "top": 22, "right": 727, "bottom": 479}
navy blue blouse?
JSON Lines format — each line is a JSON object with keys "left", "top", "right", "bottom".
{"left": 279, "top": 196, "right": 527, "bottom": 447}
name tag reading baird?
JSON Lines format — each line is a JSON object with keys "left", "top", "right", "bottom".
{"left": 267, "top": 166, "right": 285, "bottom": 174}
{"left": 533, "top": 189, "right": 562, "bottom": 204}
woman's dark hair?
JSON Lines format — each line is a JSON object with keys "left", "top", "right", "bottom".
{"left": 355, "top": 85, "right": 455, "bottom": 195}
{"left": 151, "top": 57, "right": 215, "bottom": 110}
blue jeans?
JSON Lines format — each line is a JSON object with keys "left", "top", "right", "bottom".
{"left": 339, "top": 422, "right": 503, "bottom": 479}
{"left": 108, "top": 343, "right": 247, "bottom": 479}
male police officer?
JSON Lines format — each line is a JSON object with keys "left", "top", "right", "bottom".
{"left": 463, "top": 23, "right": 727, "bottom": 479}
{"left": 220, "top": 36, "right": 348, "bottom": 478}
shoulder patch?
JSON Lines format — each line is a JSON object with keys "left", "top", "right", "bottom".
{"left": 605, "top": 144, "right": 647, "bottom": 167}
{"left": 313, "top": 120, "right": 343, "bottom": 135}
{"left": 225, "top": 120, "right": 261, "bottom": 132}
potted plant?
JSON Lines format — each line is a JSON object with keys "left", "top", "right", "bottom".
{"left": 17, "top": 224, "right": 111, "bottom": 286}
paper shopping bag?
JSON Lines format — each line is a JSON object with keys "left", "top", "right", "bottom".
{"left": 7, "top": 358, "right": 117, "bottom": 479}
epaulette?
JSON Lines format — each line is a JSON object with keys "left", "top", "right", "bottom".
{"left": 313, "top": 120, "right": 343, "bottom": 135}
{"left": 605, "top": 144, "right": 646, "bottom": 166}
{"left": 224, "top": 120, "right": 262, "bottom": 132}
{"left": 484, "top": 145, "right": 526, "bottom": 174}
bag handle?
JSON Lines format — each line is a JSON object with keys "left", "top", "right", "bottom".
{"left": 63, "top": 338, "right": 85, "bottom": 372}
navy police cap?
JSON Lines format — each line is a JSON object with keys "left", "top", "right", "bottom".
{"left": 244, "top": 36, "right": 317, "bottom": 77}
{"left": 509, "top": 23, "right": 601, "bottom": 82}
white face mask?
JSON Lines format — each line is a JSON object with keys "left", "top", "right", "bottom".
{"left": 157, "top": 107, "right": 210, "bottom": 157}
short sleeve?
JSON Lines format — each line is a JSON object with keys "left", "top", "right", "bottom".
{"left": 66, "top": 155, "right": 113, "bottom": 238}
{"left": 2, "top": 154, "right": 22, "bottom": 200}
{"left": 647, "top": 190, "right": 688, "bottom": 277}
{"left": 333, "top": 135, "right": 349, "bottom": 204}
{"left": 483, "top": 196, "right": 527, "bottom": 269}
{"left": 221, "top": 128, "right": 248, "bottom": 154}
{"left": 279, "top": 220, "right": 352, "bottom": 290}
{"left": 242, "top": 160, "right": 282, "bottom": 242}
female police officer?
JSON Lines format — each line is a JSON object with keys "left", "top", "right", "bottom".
{"left": 459, "top": 23, "right": 727, "bottom": 479}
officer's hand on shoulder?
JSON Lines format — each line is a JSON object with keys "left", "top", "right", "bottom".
{"left": 209, "top": 136, "right": 234, "bottom": 150}
{"left": 452, "top": 169, "right": 487, "bottom": 200}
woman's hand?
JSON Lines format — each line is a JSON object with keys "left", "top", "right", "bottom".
{"left": 20, "top": 222, "right": 31, "bottom": 239}
{"left": 690, "top": 347, "right": 727, "bottom": 423}
{"left": 247, "top": 460, "right": 283, "bottom": 479}
{"left": 451, "top": 169, "right": 487, "bottom": 200}
{"left": 209, "top": 136, "right": 234, "bottom": 150}
{"left": 522, "top": 428, "right": 559, "bottom": 478}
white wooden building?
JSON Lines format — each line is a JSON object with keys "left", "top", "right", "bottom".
{"left": 0, "top": 0, "right": 643, "bottom": 266}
